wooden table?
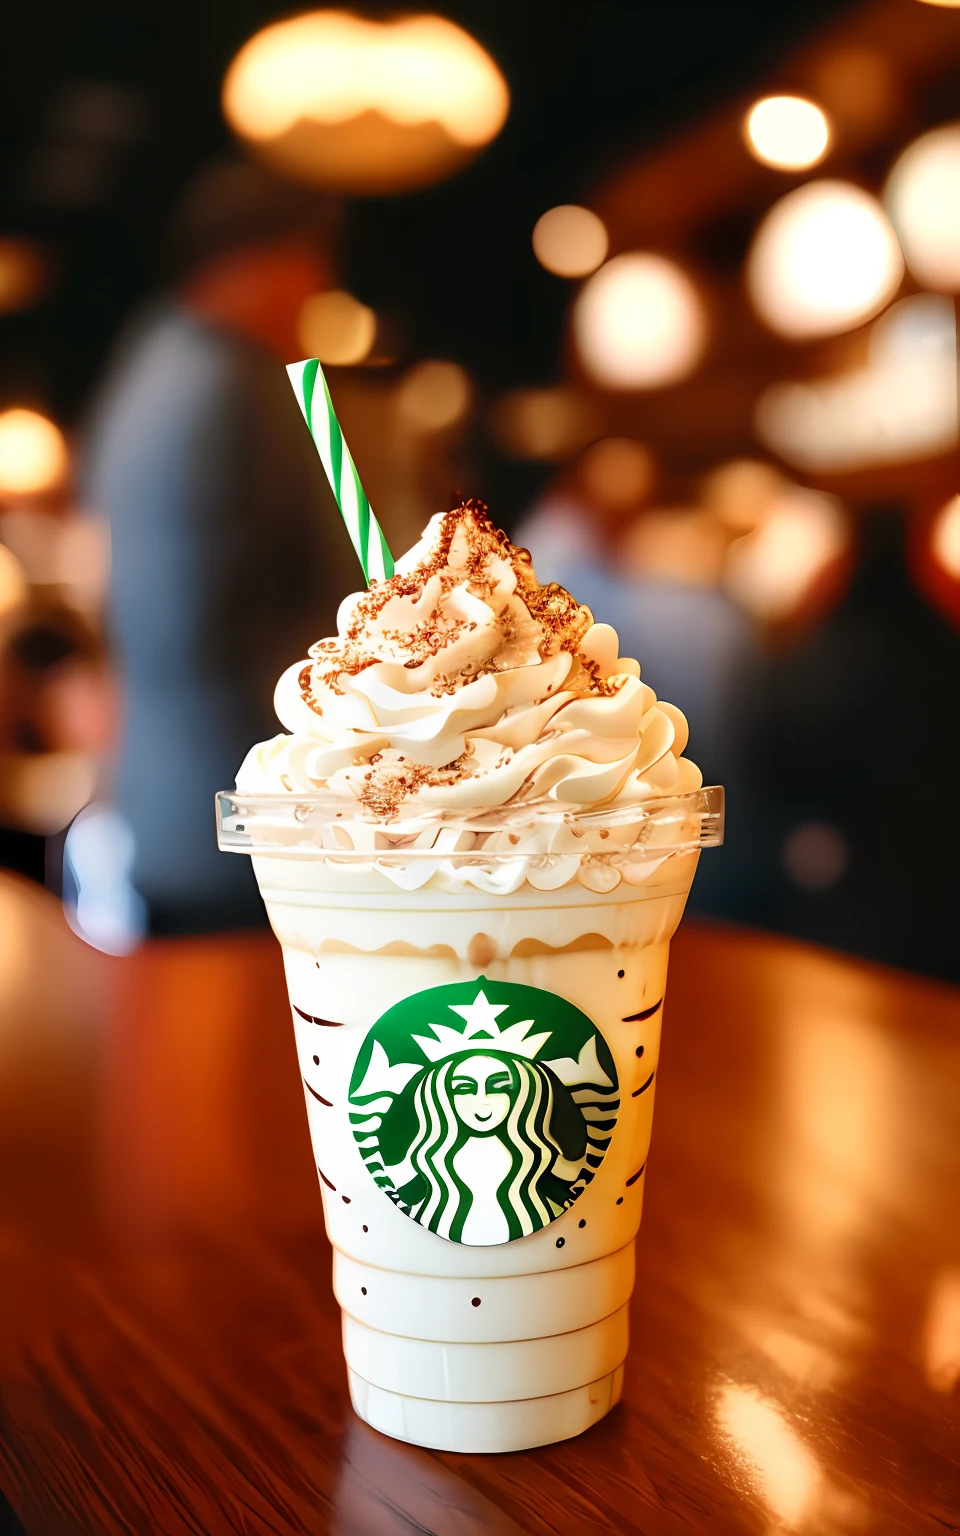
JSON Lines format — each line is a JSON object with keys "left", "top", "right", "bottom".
{"left": 0, "top": 872, "right": 957, "bottom": 1535}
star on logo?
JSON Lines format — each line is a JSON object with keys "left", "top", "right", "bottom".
{"left": 447, "top": 989, "right": 510, "bottom": 1037}
{"left": 413, "top": 984, "right": 552, "bottom": 1063}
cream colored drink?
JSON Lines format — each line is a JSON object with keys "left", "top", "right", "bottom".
{"left": 219, "top": 500, "right": 722, "bottom": 1452}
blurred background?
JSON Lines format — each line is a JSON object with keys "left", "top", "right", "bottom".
{"left": 1, "top": 0, "right": 959, "bottom": 979}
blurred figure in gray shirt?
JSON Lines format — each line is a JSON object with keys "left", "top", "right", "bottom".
{"left": 84, "top": 163, "right": 357, "bottom": 933}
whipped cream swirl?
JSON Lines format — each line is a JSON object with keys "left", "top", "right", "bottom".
{"left": 237, "top": 501, "right": 702, "bottom": 815}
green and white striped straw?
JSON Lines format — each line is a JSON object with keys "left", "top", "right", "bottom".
{"left": 287, "top": 357, "right": 394, "bottom": 585}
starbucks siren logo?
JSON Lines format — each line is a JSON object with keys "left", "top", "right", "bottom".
{"left": 348, "top": 978, "right": 620, "bottom": 1245}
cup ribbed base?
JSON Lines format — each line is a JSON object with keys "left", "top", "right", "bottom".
{"left": 347, "top": 1363, "right": 624, "bottom": 1452}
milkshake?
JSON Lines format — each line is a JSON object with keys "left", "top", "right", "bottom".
{"left": 218, "top": 499, "right": 722, "bottom": 1452}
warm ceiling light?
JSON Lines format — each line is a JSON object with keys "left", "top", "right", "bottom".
{"left": 223, "top": 11, "right": 509, "bottom": 195}
{"left": 884, "top": 124, "right": 960, "bottom": 292}
{"left": 914, "top": 1, "right": 960, "bottom": 8}
{"left": 297, "top": 290, "right": 376, "bottom": 366}
{"left": 931, "top": 495, "right": 960, "bottom": 579}
{"left": 747, "top": 180, "right": 903, "bottom": 338}
{"left": 0, "top": 409, "right": 68, "bottom": 496}
{"left": 395, "top": 361, "right": 472, "bottom": 432}
{"left": 745, "top": 96, "right": 830, "bottom": 171}
{"left": 489, "top": 387, "right": 600, "bottom": 461}
{"left": 573, "top": 254, "right": 707, "bottom": 389}
{"left": 532, "top": 206, "right": 608, "bottom": 278}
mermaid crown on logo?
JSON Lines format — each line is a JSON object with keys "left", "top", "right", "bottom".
{"left": 412, "top": 988, "right": 551, "bottom": 1063}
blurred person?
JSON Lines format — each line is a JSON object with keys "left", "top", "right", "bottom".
{"left": 83, "top": 161, "right": 358, "bottom": 934}
{"left": 745, "top": 508, "right": 960, "bottom": 983}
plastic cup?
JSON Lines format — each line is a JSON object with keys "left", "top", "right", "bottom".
{"left": 217, "top": 786, "right": 723, "bottom": 1452}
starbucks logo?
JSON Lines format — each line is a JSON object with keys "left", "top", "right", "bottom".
{"left": 348, "top": 977, "right": 620, "bottom": 1246}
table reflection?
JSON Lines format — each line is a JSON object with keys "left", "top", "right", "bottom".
{"left": 714, "top": 1383, "right": 826, "bottom": 1529}
{"left": 922, "top": 1268, "right": 960, "bottom": 1394}
{"left": 773, "top": 1005, "right": 905, "bottom": 1260}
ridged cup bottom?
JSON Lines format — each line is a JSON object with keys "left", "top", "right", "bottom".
{"left": 348, "top": 1364, "right": 624, "bottom": 1453}
{"left": 340, "top": 1301, "right": 628, "bottom": 1451}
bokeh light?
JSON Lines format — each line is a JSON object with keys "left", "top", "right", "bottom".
{"left": 620, "top": 508, "right": 727, "bottom": 588}
{"left": 2, "top": 753, "right": 98, "bottom": 837}
{"left": 0, "top": 240, "right": 50, "bottom": 315}
{"left": 884, "top": 124, "right": 960, "bottom": 291}
{"left": 745, "top": 96, "right": 829, "bottom": 171}
{"left": 781, "top": 821, "right": 850, "bottom": 891}
{"left": 63, "top": 803, "right": 147, "bottom": 956}
{"left": 725, "top": 487, "right": 847, "bottom": 620}
{"left": 0, "top": 543, "right": 27, "bottom": 616}
{"left": 747, "top": 180, "right": 903, "bottom": 338}
{"left": 573, "top": 254, "right": 707, "bottom": 389}
{"left": 0, "top": 507, "right": 110, "bottom": 612}
{"left": 489, "top": 388, "right": 600, "bottom": 461}
{"left": 297, "top": 290, "right": 376, "bottom": 366}
{"left": 577, "top": 438, "right": 655, "bottom": 512}
{"left": 756, "top": 293, "right": 957, "bottom": 472}
{"left": 54, "top": 516, "right": 111, "bottom": 614}
{"left": 395, "top": 361, "right": 472, "bottom": 432}
{"left": 223, "top": 12, "right": 509, "bottom": 194}
{"left": 0, "top": 409, "right": 69, "bottom": 497}
{"left": 702, "top": 459, "right": 784, "bottom": 533}
{"left": 0, "top": 508, "right": 62, "bottom": 583}
{"left": 532, "top": 206, "right": 608, "bottom": 278}
{"left": 814, "top": 47, "right": 898, "bottom": 138}
{"left": 931, "top": 495, "right": 960, "bottom": 579}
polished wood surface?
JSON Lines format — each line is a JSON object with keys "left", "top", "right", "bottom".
{"left": 0, "top": 871, "right": 958, "bottom": 1535}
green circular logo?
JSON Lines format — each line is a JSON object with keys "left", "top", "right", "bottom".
{"left": 348, "top": 977, "right": 620, "bottom": 1246}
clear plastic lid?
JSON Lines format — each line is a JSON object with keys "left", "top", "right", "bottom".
{"left": 216, "top": 784, "right": 724, "bottom": 865}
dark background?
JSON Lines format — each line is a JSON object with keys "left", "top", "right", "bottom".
{"left": 0, "top": 1, "right": 855, "bottom": 436}
{"left": 2, "top": 0, "right": 958, "bottom": 984}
